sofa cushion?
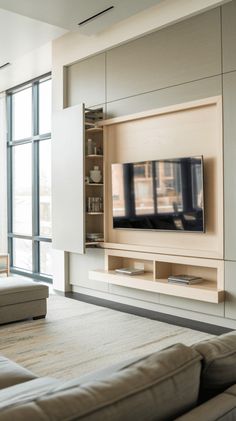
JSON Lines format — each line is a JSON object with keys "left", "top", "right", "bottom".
{"left": 193, "top": 331, "right": 236, "bottom": 401}
{"left": 175, "top": 387, "right": 236, "bottom": 421}
{"left": 0, "top": 343, "right": 202, "bottom": 421}
{"left": 0, "top": 355, "right": 36, "bottom": 390}
{"left": 0, "top": 277, "right": 49, "bottom": 307}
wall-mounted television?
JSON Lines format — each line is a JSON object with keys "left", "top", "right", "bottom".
{"left": 111, "top": 156, "right": 204, "bottom": 232}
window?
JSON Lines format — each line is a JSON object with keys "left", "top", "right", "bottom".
{"left": 7, "top": 75, "right": 52, "bottom": 281}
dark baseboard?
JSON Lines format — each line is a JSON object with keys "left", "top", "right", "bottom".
{"left": 65, "top": 292, "right": 232, "bottom": 336}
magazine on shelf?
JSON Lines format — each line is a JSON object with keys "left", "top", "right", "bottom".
{"left": 167, "top": 274, "right": 203, "bottom": 285}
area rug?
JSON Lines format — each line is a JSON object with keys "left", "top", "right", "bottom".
{"left": 0, "top": 294, "right": 213, "bottom": 380}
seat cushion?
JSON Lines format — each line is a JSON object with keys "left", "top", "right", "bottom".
{"left": 0, "top": 355, "right": 36, "bottom": 390}
{"left": 193, "top": 331, "right": 236, "bottom": 401}
{"left": 0, "top": 343, "right": 202, "bottom": 421}
{"left": 0, "top": 278, "right": 49, "bottom": 307}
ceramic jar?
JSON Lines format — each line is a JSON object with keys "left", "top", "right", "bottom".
{"left": 90, "top": 166, "right": 102, "bottom": 183}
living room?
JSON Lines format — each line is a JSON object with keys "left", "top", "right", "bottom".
{"left": 1, "top": 0, "right": 236, "bottom": 419}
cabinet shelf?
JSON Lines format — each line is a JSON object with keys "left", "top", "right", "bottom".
{"left": 85, "top": 240, "right": 104, "bottom": 246}
{"left": 86, "top": 212, "right": 104, "bottom": 215}
{"left": 86, "top": 127, "right": 103, "bottom": 133}
{"left": 86, "top": 154, "right": 103, "bottom": 158}
{"left": 85, "top": 183, "right": 103, "bottom": 186}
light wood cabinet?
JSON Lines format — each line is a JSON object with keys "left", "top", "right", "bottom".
{"left": 88, "top": 96, "right": 225, "bottom": 303}
{"left": 53, "top": 97, "right": 225, "bottom": 304}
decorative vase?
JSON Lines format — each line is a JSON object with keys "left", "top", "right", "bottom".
{"left": 87, "top": 139, "right": 93, "bottom": 155}
{"left": 90, "top": 166, "right": 102, "bottom": 183}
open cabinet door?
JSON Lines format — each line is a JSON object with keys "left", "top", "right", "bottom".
{"left": 52, "top": 103, "right": 85, "bottom": 254}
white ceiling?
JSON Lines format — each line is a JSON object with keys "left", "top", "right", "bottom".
{"left": 0, "top": 8, "right": 66, "bottom": 68}
{"left": 0, "top": 0, "right": 164, "bottom": 69}
{"left": 0, "top": 0, "right": 230, "bottom": 70}
{"left": 0, "top": 0, "right": 163, "bottom": 34}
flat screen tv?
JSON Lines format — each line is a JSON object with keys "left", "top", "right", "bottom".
{"left": 111, "top": 156, "right": 204, "bottom": 232}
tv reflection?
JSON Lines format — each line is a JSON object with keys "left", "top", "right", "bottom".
{"left": 111, "top": 157, "right": 204, "bottom": 231}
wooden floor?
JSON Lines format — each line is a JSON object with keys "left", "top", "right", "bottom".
{"left": 0, "top": 294, "right": 213, "bottom": 380}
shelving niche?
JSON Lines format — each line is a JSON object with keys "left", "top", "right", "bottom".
{"left": 89, "top": 249, "right": 224, "bottom": 303}
{"left": 85, "top": 108, "right": 104, "bottom": 248}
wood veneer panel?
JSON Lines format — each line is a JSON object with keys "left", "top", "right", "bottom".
{"left": 103, "top": 97, "right": 223, "bottom": 259}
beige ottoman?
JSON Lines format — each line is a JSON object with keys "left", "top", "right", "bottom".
{"left": 0, "top": 277, "right": 49, "bottom": 325}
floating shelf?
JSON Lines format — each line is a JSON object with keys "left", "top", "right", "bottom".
{"left": 89, "top": 269, "right": 224, "bottom": 303}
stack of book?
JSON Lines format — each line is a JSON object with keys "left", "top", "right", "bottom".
{"left": 167, "top": 274, "right": 203, "bottom": 285}
{"left": 115, "top": 268, "right": 144, "bottom": 276}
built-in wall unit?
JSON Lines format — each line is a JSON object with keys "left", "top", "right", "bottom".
{"left": 52, "top": 0, "right": 236, "bottom": 329}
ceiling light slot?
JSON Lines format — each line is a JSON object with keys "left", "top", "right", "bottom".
{"left": 78, "top": 6, "right": 114, "bottom": 26}
{"left": 0, "top": 62, "right": 11, "bottom": 70}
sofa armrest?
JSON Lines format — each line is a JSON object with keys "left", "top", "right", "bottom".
{"left": 0, "top": 356, "right": 36, "bottom": 390}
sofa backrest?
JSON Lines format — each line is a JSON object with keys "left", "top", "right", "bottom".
{"left": 193, "top": 331, "right": 236, "bottom": 402}
{"left": 0, "top": 343, "right": 202, "bottom": 421}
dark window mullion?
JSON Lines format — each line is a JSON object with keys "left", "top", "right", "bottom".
{"left": 7, "top": 94, "right": 14, "bottom": 267}
{"left": 32, "top": 82, "right": 40, "bottom": 274}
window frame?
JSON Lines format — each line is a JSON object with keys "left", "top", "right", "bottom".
{"left": 7, "top": 73, "right": 52, "bottom": 282}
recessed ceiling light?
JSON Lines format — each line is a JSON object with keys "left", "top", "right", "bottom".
{"left": 0, "top": 62, "right": 11, "bottom": 70}
{"left": 78, "top": 6, "right": 114, "bottom": 26}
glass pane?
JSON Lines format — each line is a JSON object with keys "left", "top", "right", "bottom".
{"left": 12, "top": 143, "right": 32, "bottom": 235}
{"left": 40, "top": 242, "right": 52, "bottom": 276}
{"left": 12, "top": 87, "right": 32, "bottom": 141}
{"left": 39, "top": 140, "right": 52, "bottom": 236}
{"left": 39, "top": 79, "right": 52, "bottom": 134}
{"left": 13, "top": 238, "right": 32, "bottom": 271}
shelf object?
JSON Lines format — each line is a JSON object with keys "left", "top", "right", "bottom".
{"left": 89, "top": 249, "right": 224, "bottom": 303}
{"left": 0, "top": 254, "right": 9, "bottom": 276}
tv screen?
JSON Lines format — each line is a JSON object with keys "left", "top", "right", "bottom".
{"left": 111, "top": 156, "right": 204, "bottom": 232}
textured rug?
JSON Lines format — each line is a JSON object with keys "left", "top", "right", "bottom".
{"left": 0, "top": 294, "right": 213, "bottom": 380}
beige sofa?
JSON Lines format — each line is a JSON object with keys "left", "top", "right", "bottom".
{"left": 0, "top": 332, "right": 236, "bottom": 420}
